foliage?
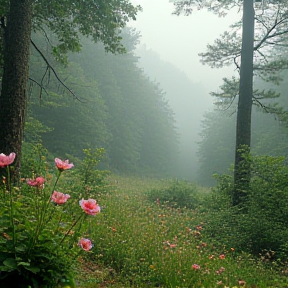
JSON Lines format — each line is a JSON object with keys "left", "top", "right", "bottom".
{"left": 72, "top": 147, "right": 110, "bottom": 197}
{"left": 146, "top": 179, "right": 203, "bottom": 210}
{"left": 204, "top": 153, "right": 288, "bottom": 261}
{"left": 197, "top": 97, "right": 288, "bottom": 186}
{"left": 0, "top": 150, "right": 102, "bottom": 288}
{"left": 27, "top": 29, "right": 179, "bottom": 176}
{"left": 0, "top": 0, "right": 141, "bottom": 67}
{"left": 81, "top": 175, "right": 288, "bottom": 288}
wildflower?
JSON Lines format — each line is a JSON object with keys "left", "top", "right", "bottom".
{"left": 78, "top": 238, "right": 93, "bottom": 251}
{"left": 231, "top": 247, "right": 235, "bottom": 252}
{"left": 0, "top": 152, "right": 16, "bottom": 168}
{"left": 169, "top": 243, "right": 177, "bottom": 248}
{"left": 219, "top": 254, "right": 225, "bottom": 259}
{"left": 51, "top": 191, "right": 70, "bottom": 204}
{"left": 79, "top": 198, "right": 101, "bottom": 215}
{"left": 196, "top": 225, "right": 202, "bottom": 231}
{"left": 209, "top": 254, "right": 215, "bottom": 259}
{"left": 238, "top": 280, "right": 246, "bottom": 286}
{"left": 54, "top": 158, "right": 74, "bottom": 171}
{"left": 111, "top": 227, "right": 117, "bottom": 232}
{"left": 192, "top": 264, "right": 200, "bottom": 270}
{"left": 27, "top": 176, "right": 45, "bottom": 188}
{"left": 215, "top": 267, "right": 225, "bottom": 274}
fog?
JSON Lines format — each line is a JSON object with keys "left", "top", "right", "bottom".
{"left": 129, "top": 0, "right": 239, "bottom": 181}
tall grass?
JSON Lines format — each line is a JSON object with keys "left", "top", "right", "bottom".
{"left": 79, "top": 175, "right": 288, "bottom": 288}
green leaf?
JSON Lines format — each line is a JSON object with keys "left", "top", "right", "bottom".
{"left": 0, "top": 265, "right": 14, "bottom": 272}
{"left": 23, "top": 265, "right": 40, "bottom": 273}
{"left": 17, "top": 261, "right": 30, "bottom": 267}
{"left": 15, "top": 245, "right": 27, "bottom": 252}
{"left": 3, "top": 258, "right": 17, "bottom": 269}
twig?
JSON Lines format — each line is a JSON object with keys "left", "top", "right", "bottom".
{"left": 30, "top": 39, "right": 84, "bottom": 102}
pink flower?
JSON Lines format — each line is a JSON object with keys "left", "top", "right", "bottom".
{"left": 78, "top": 238, "right": 93, "bottom": 251}
{"left": 238, "top": 280, "right": 246, "bottom": 286}
{"left": 54, "top": 158, "right": 74, "bottom": 171}
{"left": 192, "top": 264, "right": 200, "bottom": 270}
{"left": 51, "top": 191, "right": 70, "bottom": 204}
{"left": 79, "top": 199, "right": 100, "bottom": 215}
{"left": 219, "top": 254, "right": 225, "bottom": 260}
{"left": 0, "top": 152, "right": 16, "bottom": 168}
{"left": 215, "top": 267, "right": 225, "bottom": 274}
{"left": 27, "top": 177, "right": 45, "bottom": 188}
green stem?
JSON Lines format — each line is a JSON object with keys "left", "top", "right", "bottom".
{"left": 59, "top": 213, "right": 84, "bottom": 247}
{"left": 26, "top": 171, "right": 62, "bottom": 257}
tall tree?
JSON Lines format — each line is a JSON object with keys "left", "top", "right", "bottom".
{"left": 233, "top": 0, "right": 254, "bottom": 205}
{"left": 0, "top": 0, "right": 140, "bottom": 179}
{"left": 0, "top": 0, "right": 32, "bottom": 178}
{"left": 172, "top": 0, "right": 288, "bottom": 204}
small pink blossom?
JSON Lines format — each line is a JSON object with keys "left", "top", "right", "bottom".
{"left": 51, "top": 191, "right": 70, "bottom": 204}
{"left": 0, "top": 152, "right": 16, "bottom": 168}
{"left": 169, "top": 243, "right": 177, "bottom": 248}
{"left": 79, "top": 199, "right": 100, "bottom": 215}
{"left": 54, "top": 158, "right": 74, "bottom": 171}
{"left": 192, "top": 264, "right": 200, "bottom": 270}
{"left": 219, "top": 254, "right": 225, "bottom": 260}
{"left": 215, "top": 267, "right": 225, "bottom": 274}
{"left": 238, "top": 280, "right": 246, "bottom": 286}
{"left": 78, "top": 238, "right": 93, "bottom": 251}
{"left": 27, "top": 177, "right": 45, "bottom": 188}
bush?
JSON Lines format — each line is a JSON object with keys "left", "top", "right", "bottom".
{"left": 146, "top": 179, "right": 203, "bottom": 210}
{"left": 204, "top": 155, "right": 288, "bottom": 261}
{"left": 0, "top": 151, "right": 103, "bottom": 288}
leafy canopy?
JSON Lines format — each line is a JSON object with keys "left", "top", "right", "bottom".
{"left": 1, "top": 0, "right": 141, "bottom": 57}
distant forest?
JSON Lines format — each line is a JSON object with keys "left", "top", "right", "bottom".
{"left": 26, "top": 28, "right": 179, "bottom": 177}
{"left": 25, "top": 27, "right": 288, "bottom": 185}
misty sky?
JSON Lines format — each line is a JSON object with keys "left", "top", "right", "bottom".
{"left": 129, "top": 0, "right": 239, "bottom": 103}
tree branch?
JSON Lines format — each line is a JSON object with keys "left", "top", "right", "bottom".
{"left": 30, "top": 39, "right": 84, "bottom": 102}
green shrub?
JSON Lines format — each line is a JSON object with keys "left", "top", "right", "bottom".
{"left": 146, "top": 179, "right": 203, "bottom": 209}
{"left": 204, "top": 155, "right": 288, "bottom": 261}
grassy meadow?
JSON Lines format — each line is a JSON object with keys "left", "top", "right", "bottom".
{"left": 74, "top": 175, "right": 288, "bottom": 288}
{"left": 2, "top": 149, "right": 288, "bottom": 288}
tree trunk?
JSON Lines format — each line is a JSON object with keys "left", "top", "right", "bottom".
{"left": 233, "top": 0, "right": 255, "bottom": 206}
{"left": 0, "top": 0, "right": 32, "bottom": 181}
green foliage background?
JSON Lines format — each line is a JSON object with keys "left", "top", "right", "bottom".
{"left": 25, "top": 28, "right": 179, "bottom": 177}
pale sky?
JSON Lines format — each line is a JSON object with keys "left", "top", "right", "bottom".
{"left": 129, "top": 0, "right": 240, "bottom": 99}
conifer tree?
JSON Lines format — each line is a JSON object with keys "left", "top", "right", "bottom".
{"left": 172, "top": 0, "right": 288, "bottom": 204}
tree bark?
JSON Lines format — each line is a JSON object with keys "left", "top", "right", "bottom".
{"left": 0, "top": 0, "right": 32, "bottom": 181}
{"left": 233, "top": 0, "right": 255, "bottom": 206}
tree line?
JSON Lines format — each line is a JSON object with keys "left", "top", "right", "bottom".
{"left": 25, "top": 29, "right": 179, "bottom": 176}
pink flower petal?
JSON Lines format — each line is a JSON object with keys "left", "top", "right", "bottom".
{"left": 0, "top": 152, "right": 16, "bottom": 168}
{"left": 51, "top": 191, "right": 70, "bottom": 205}
{"left": 78, "top": 238, "right": 93, "bottom": 251}
{"left": 55, "top": 158, "right": 74, "bottom": 171}
{"left": 79, "top": 199, "right": 101, "bottom": 215}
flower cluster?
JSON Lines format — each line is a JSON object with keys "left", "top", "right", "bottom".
{"left": 27, "top": 176, "right": 45, "bottom": 188}
{"left": 1, "top": 153, "right": 98, "bottom": 252}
